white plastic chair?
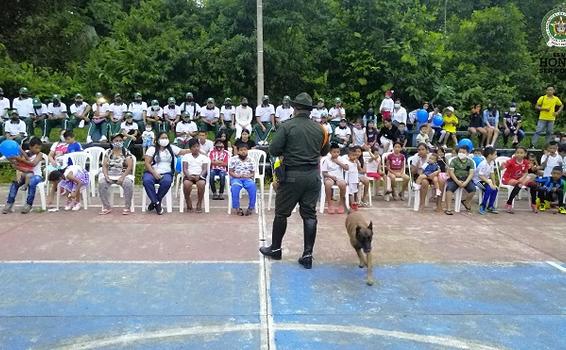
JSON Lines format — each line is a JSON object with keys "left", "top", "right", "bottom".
{"left": 85, "top": 146, "right": 106, "bottom": 197}
{"left": 55, "top": 152, "right": 90, "bottom": 211}
{"left": 362, "top": 152, "right": 385, "bottom": 207}
{"left": 18, "top": 154, "right": 49, "bottom": 211}
{"left": 141, "top": 176, "right": 173, "bottom": 213}
{"left": 247, "top": 149, "right": 266, "bottom": 210}
{"left": 495, "top": 156, "right": 529, "bottom": 209}
{"left": 444, "top": 156, "right": 476, "bottom": 213}
{"left": 382, "top": 151, "right": 407, "bottom": 202}
{"left": 102, "top": 156, "right": 137, "bottom": 212}
{"left": 178, "top": 158, "right": 211, "bottom": 213}
{"left": 319, "top": 156, "right": 350, "bottom": 213}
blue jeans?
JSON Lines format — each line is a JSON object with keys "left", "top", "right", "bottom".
{"left": 210, "top": 169, "right": 226, "bottom": 194}
{"left": 142, "top": 172, "right": 173, "bottom": 204}
{"left": 230, "top": 178, "right": 256, "bottom": 209}
{"left": 532, "top": 120, "right": 554, "bottom": 146}
{"left": 7, "top": 175, "right": 43, "bottom": 205}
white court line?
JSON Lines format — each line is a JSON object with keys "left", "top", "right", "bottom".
{"left": 257, "top": 191, "right": 274, "bottom": 350}
{"left": 0, "top": 260, "right": 258, "bottom": 264}
{"left": 546, "top": 261, "right": 566, "bottom": 273}
{"left": 48, "top": 323, "right": 505, "bottom": 350}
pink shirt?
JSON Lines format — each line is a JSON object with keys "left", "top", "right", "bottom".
{"left": 387, "top": 153, "right": 405, "bottom": 171}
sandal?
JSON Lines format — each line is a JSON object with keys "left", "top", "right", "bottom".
{"left": 444, "top": 210, "right": 454, "bottom": 215}
{"left": 245, "top": 208, "right": 252, "bottom": 216}
{"left": 461, "top": 200, "right": 471, "bottom": 211}
{"left": 122, "top": 209, "right": 131, "bottom": 215}
{"left": 99, "top": 208, "right": 112, "bottom": 215}
{"left": 236, "top": 208, "right": 244, "bottom": 216}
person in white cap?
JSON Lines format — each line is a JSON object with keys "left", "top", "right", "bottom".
{"left": 69, "top": 93, "right": 91, "bottom": 131}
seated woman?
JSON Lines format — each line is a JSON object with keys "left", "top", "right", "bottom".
{"left": 98, "top": 134, "right": 135, "bottom": 215}
{"left": 182, "top": 138, "right": 209, "bottom": 213}
{"left": 232, "top": 129, "right": 256, "bottom": 154}
{"left": 143, "top": 131, "right": 191, "bottom": 215}
{"left": 229, "top": 143, "right": 257, "bottom": 216}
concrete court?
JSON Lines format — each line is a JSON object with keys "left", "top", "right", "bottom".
{"left": 0, "top": 188, "right": 564, "bottom": 349}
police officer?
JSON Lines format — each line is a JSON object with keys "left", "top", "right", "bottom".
{"left": 260, "top": 92, "right": 330, "bottom": 269}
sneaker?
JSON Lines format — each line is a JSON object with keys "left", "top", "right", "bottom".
{"left": 155, "top": 202, "right": 164, "bottom": 215}
{"left": 78, "top": 120, "right": 85, "bottom": 128}
{"left": 147, "top": 202, "right": 156, "bottom": 212}
{"left": 20, "top": 204, "right": 32, "bottom": 214}
{"left": 531, "top": 203, "right": 538, "bottom": 213}
{"left": 539, "top": 205, "right": 546, "bottom": 212}
{"left": 559, "top": 207, "right": 566, "bottom": 215}
{"left": 64, "top": 201, "right": 74, "bottom": 211}
{"left": 487, "top": 207, "right": 499, "bottom": 214}
{"left": 71, "top": 202, "right": 81, "bottom": 211}
{"left": 544, "top": 200, "right": 551, "bottom": 210}
{"left": 2, "top": 203, "right": 13, "bottom": 214}
{"left": 212, "top": 193, "right": 218, "bottom": 200}
{"left": 505, "top": 203, "right": 514, "bottom": 214}
{"left": 479, "top": 206, "right": 486, "bottom": 215}
{"left": 535, "top": 197, "right": 541, "bottom": 209}
{"left": 218, "top": 193, "right": 224, "bottom": 200}
{"left": 99, "top": 135, "right": 107, "bottom": 142}
{"left": 86, "top": 136, "right": 93, "bottom": 144}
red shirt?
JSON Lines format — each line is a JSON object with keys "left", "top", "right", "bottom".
{"left": 387, "top": 153, "right": 405, "bottom": 171}
{"left": 503, "top": 157, "right": 528, "bottom": 182}
{"left": 208, "top": 149, "right": 230, "bottom": 171}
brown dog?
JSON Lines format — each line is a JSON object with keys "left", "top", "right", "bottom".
{"left": 345, "top": 211, "right": 374, "bottom": 285}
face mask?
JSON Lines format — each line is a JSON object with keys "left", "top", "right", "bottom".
{"left": 242, "top": 103, "right": 248, "bottom": 107}
{"left": 126, "top": 120, "right": 133, "bottom": 125}
{"left": 182, "top": 118, "right": 190, "bottom": 123}
{"left": 187, "top": 97, "right": 194, "bottom": 102}
{"left": 509, "top": 107, "right": 516, "bottom": 113}
{"left": 394, "top": 103, "right": 400, "bottom": 108}
{"left": 457, "top": 152, "right": 467, "bottom": 160}
{"left": 158, "top": 139, "right": 169, "bottom": 147}
{"left": 116, "top": 99, "right": 122, "bottom": 104}
{"left": 53, "top": 101, "right": 60, "bottom": 107}
{"left": 11, "top": 116, "right": 19, "bottom": 121}
{"left": 75, "top": 100, "right": 82, "bottom": 105}
{"left": 225, "top": 103, "right": 232, "bottom": 108}
{"left": 112, "top": 141, "right": 123, "bottom": 149}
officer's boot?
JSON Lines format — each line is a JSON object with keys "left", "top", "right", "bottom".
{"left": 298, "top": 218, "right": 317, "bottom": 269}
{"left": 259, "top": 215, "right": 287, "bottom": 260}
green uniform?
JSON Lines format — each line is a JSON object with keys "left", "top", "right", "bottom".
{"left": 267, "top": 109, "right": 330, "bottom": 261}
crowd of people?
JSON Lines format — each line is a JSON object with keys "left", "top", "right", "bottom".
{"left": 0, "top": 86, "right": 565, "bottom": 216}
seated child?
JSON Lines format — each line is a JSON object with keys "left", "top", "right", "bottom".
{"left": 527, "top": 152, "right": 543, "bottom": 177}
{"left": 365, "top": 121, "right": 380, "bottom": 152}
{"left": 48, "top": 164, "right": 89, "bottom": 211}
{"left": 321, "top": 143, "right": 348, "bottom": 214}
{"left": 416, "top": 124, "right": 434, "bottom": 150}
{"left": 472, "top": 148, "right": 485, "bottom": 167}
{"left": 473, "top": 146, "right": 499, "bottom": 215}
{"left": 418, "top": 153, "right": 442, "bottom": 197}
{"left": 501, "top": 146, "right": 537, "bottom": 213}
{"left": 444, "top": 146, "right": 476, "bottom": 215}
{"left": 385, "top": 141, "right": 409, "bottom": 200}
{"left": 535, "top": 166, "right": 565, "bottom": 214}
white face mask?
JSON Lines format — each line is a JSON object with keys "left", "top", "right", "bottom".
{"left": 394, "top": 103, "right": 400, "bottom": 109}
{"left": 158, "top": 138, "right": 169, "bottom": 147}
{"left": 457, "top": 152, "right": 467, "bottom": 160}
{"left": 509, "top": 107, "right": 516, "bottom": 113}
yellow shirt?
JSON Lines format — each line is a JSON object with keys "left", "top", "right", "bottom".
{"left": 442, "top": 114, "right": 458, "bottom": 133}
{"left": 537, "top": 95, "right": 562, "bottom": 121}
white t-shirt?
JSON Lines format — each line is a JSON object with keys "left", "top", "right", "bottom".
{"left": 352, "top": 127, "right": 366, "bottom": 146}
{"left": 179, "top": 102, "right": 201, "bottom": 119}
{"left": 69, "top": 102, "right": 89, "bottom": 117}
{"left": 176, "top": 121, "right": 198, "bottom": 137}
{"left": 31, "top": 104, "right": 48, "bottom": 118}
{"left": 198, "top": 139, "right": 214, "bottom": 155}
{"left": 182, "top": 153, "right": 209, "bottom": 176}
{"left": 541, "top": 153, "right": 564, "bottom": 177}
{"left": 409, "top": 154, "right": 428, "bottom": 172}
{"left": 128, "top": 102, "right": 148, "bottom": 121}
{"left": 275, "top": 105, "right": 294, "bottom": 122}
{"left": 47, "top": 102, "right": 68, "bottom": 117}
{"left": 328, "top": 107, "right": 346, "bottom": 122}
{"left": 473, "top": 159, "right": 495, "bottom": 183}
{"left": 321, "top": 156, "right": 345, "bottom": 181}
{"left": 310, "top": 108, "right": 328, "bottom": 122}
{"left": 147, "top": 106, "right": 163, "bottom": 119}
{"left": 109, "top": 103, "right": 128, "bottom": 121}
{"left": 4, "top": 120, "right": 27, "bottom": 136}
{"left": 12, "top": 98, "right": 33, "bottom": 118}
{"left": 29, "top": 154, "right": 42, "bottom": 176}
{"left": 379, "top": 98, "right": 394, "bottom": 113}
{"left": 255, "top": 104, "right": 275, "bottom": 122}
{"left": 340, "top": 155, "right": 359, "bottom": 184}
{"left": 334, "top": 126, "right": 351, "bottom": 147}
{"left": 145, "top": 145, "right": 181, "bottom": 174}
{"left": 120, "top": 121, "right": 139, "bottom": 134}
{"left": 365, "top": 155, "right": 380, "bottom": 173}
{"left": 163, "top": 105, "right": 181, "bottom": 121}
{"left": 64, "top": 164, "right": 83, "bottom": 178}
{"left": 393, "top": 107, "right": 407, "bottom": 124}
{"left": 200, "top": 106, "right": 220, "bottom": 122}
{"left": 321, "top": 122, "right": 333, "bottom": 135}
{"left": 220, "top": 106, "right": 236, "bottom": 122}
{"left": 235, "top": 106, "right": 253, "bottom": 126}
{"left": 0, "top": 98, "right": 11, "bottom": 118}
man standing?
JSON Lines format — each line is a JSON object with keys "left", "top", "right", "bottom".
{"left": 392, "top": 98, "right": 407, "bottom": 127}
{"left": 533, "top": 85, "right": 563, "bottom": 147}
{"left": 254, "top": 95, "right": 275, "bottom": 145}
{"left": 12, "top": 87, "right": 34, "bottom": 135}
{"left": 275, "top": 95, "right": 294, "bottom": 125}
{"left": 220, "top": 98, "right": 236, "bottom": 138}
{"left": 43, "top": 94, "right": 67, "bottom": 142}
{"left": 309, "top": 98, "right": 328, "bottom": 123}
{"left": 379, "top": 90, "right": 394, "bottom": 121}
{"left": 260, "top": 92, "right": 330, "bottom": 269}
{"left": 328, "top": 97, "right": 346, "bottom": 129}
{"left": 179, "top": 92, "right": 201, "bottom": 122}
{"left": 68, "top": 93, "right": 91, "bottom": 132}
{"left": 30, "top": 97, "right": 47, "bottom": 139}
{"left": 163, "top": 97, "right": 181, "bottom": 133}
{"left": 88, "top": 92, "right": 110, "bottom": 143}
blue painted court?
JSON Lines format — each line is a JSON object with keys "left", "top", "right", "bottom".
{"left": 0, "top": 261, "right": 564, "bottom": 349}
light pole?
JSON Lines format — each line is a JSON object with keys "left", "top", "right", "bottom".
{"left": 257, "top": 0, "right": 264, "bottom": 105}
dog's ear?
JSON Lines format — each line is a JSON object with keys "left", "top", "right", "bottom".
{"left": 368, "top": 221, "right": 373, "bottom": 231}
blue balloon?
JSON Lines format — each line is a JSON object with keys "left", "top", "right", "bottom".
{"left": 416, "top": 109, "right": 428, "bottom": 123}
{"left": 0, "top": 140, "right": 20, "bottom": 158}
{"left": 432, "top": 114, "right": 444, "bottom": 127}
{"left": 458, "top": 138, "right": 474, "bottom": 152}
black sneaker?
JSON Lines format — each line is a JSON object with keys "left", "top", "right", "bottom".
{"left": 147, "top": 202, "right": 156, "bottom": 212}
{"left": 259, "top": 246, "right": 282, "bottom": 260}
{"left": 155, "top": 202, "right": 164, "bottom": 215}
{"left": 298, "top": 254, "right": 313, "bottom": 269}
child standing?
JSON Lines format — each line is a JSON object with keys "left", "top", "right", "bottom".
{"left": 385, "top": 142, "right": 409, "bottom": 200}
{"left": 540, "top": 141, "right": 563, "bottom": 177}
{"left": 501, "top": 146, "right": 537, "bottom": 213}
{"left": 351, "top": 119, "right": 366, "bottom": 147}
{"left": 321, "top": 143, "right": 348, "bottom": 214}
{"left": 142, "top": 126, "right": 155, "bottom": 153}
{"left": 535, "top": 166, "right": 565, "bottom": 214}
{"left": 474, "top": 146, "right": 499, "bottom": 215}
{"left": 440, "top": 106, "right": 458, "bottom": 148}
{"left": 365, "top": 120, "right": 379, "bottom": 152}
{"left": 341, "top": 146, "right": 361, "bottom": 209}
